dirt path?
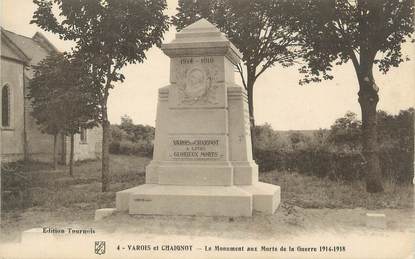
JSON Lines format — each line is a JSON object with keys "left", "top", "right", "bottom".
{"left": 94, "top": 206, "right": 414, "bottom": 238}
{"left": 1, "top": 206, "right": 413, "bottom": 259}
{"left": 2, "top": 205, "right": 412, "bottom": 242}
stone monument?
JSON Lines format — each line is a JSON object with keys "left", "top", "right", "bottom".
{"left": 116, "top": 19, "right": 280, "bottom": 217}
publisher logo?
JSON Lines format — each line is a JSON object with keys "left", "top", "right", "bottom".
{"left": 95, "top": 241, "right": 106, "bottom": 255}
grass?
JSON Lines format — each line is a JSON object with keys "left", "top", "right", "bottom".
{"left": 2, "top": 155, "right": 150, "bottom": 210}
{"left": 260, "top": 170, "right": 413, "bottom": 210}
{"left": 1, "top": 154, "right": 413, "bottom": 242}
{"left": 3, "top": 155, "right": 412, "bottom": 212}
{"left": 1, "top": 155, "right": 150, "bottom": 242}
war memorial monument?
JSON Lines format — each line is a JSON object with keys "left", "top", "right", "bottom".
{"left": 115, "top": 19, "right": 280, "bottom": 217}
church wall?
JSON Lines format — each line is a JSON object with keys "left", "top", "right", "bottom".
{"left": 78, "top": 126, "right": 102, "bottom": 161}
{"left": 62, "top": 126, "right": 103, "bottom": 164}
{"left": 74, "top": 126, "right": 102, "bottom": 162}
{"left": 1, "top": 30, "right": 103, "bottom": 164}
{"left": 1, "top": 58, "right": 25, "bottom": 162}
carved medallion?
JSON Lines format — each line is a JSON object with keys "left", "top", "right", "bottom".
{"left": 175, "top": 65, "right": 219, "bottom": 105}
{"left": 185, "top": 68, "right": 206, "bottom": 99}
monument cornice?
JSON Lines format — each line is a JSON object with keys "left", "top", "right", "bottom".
{"left": 161, "top": 18, "right": 242, "bottom": 65}
{"left": 161, "top": 43, "right": 241, "bottom": 65}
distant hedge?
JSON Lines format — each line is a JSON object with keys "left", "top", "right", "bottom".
{"left": 253, "top": 109, "right": 414, "bottom": 184}
{"left": 254, "top": 148, "right": 413, "bottom": 184}
{"left": 109, "top": 140, "right": 153, "bottom": 157}
{"left": 109, "top": 115, "right": 154, "bottom": 157}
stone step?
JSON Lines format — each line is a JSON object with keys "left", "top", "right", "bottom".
{"left": 128, "top": 184, "right": 252, "bottom": 217}
{"left": 239, "top": 182, "right": 281, "bottom": 215}
{"left": 116, "top": 182, "right": 280, "bottom": 217}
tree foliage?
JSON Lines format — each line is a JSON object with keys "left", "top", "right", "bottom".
{"left": 286, "top": 0, "right": 414, "bottom": 193}
{"left": 29, "top": 52, "right": 97, "bottom": 172}
{"left": 253, "top": 108, "right": 413, "bottom": 184}
{"left": 29, "top": 53, "right": 65, "bottom": 137}
{"left": 109, "top": 115, "right": 155, "bottom": 157}
{"left": 29, "top": 53, "right": 97, "bottom": 135}
{"left": 32, "top": 0, "right": 169, "bottom": 119}
{"left": 327, "top": 109, "right": 414, "bottom": 152}
{"left": 31, "top": 0, "right": 169, "bottom": 191}
{"left": 289, "top": 131, "right": 311, "bottom": 150}
{"left": 328, "top": 111, "right": 362, "bottom": 149}
{"left": 254, "top": 123, "right": 284, "bottom": 150}
{"left": 119, "top": 114, "right": 155, "bottom": 143}
{"left": 377, "top": 108, "right": 414, "bottom": 150}
{"left": 288, "top": 0, "right": 414, "bottom": 84}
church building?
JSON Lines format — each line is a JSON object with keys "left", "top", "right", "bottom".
{"left": 1, "top": 28, "right": 102, "bottom": 164}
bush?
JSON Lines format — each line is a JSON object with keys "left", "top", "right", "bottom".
{"left": 109, "top": 140, "right": 153, "bottom": 157}
{"left": 254, "top": 147, "right": 413, "bottom": 184}
{"left": 379, "top": 148, "right": 414, "bottom": 184}
{"left": 110, "top": 116, "right": 155, "bottom": 157}
{"left": 1, "top": 163, "right": 32, "bottom": 210}
{"left": 253, "top": 109, "right": 414, "bottom": 184}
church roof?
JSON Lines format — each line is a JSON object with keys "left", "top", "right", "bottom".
{"left": 1, "top": 28, "right": 58, "bottom": 66}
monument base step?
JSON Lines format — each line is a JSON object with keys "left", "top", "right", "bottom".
{"left": 116, "top": 182, "right": 280, "bottom": 217}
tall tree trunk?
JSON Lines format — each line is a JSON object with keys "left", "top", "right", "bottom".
{"left": 247, "top": 78, "right": 256, "bottom": 157}
{"left": 246, "top": 69, "right": 256, "bottom": 129}
{"left": 101, "top": 112, "right": 110, "bottom": 192}
{"left": 53, "top": 133, "right": 58, "bottom": 170}
{"left": 356, "top": 3, "right": 383, "bottom": 193}
{"left": 60, "top": 134, "right": 66, "bottom": 164}
{"left": 358, "top": 81, "right": 383, "bottom": 193}
{"left": 69, "top": 133, "right": 74, "bottom": 177}
{"left": 356, "top": 37, "right": 384, "bottom": 192}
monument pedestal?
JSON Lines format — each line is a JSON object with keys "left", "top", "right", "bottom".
{"left": 115, "top": 19, "right": 280, "bottom": 217}
{"left": 116, "top": 183, "right": 280, "bottom": 217}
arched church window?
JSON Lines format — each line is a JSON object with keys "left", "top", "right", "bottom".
{"left": 2, "top": 84, "right": 10, "bottom": 127}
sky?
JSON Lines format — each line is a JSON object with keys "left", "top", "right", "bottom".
{"left": 2, "top": 0, "right": 414, "bottom": 130}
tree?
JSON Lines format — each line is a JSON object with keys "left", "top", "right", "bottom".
{"left": 29, "top": 53, "right": 63, "bottom": 169}
{"left": 288, "top": 131, "right": 310, "bottom": 150}
{"left": 328, "top": 111, "right": 362, "bottom": 150}
{"left": 59, "top": 56, "right": 98, "bottom": 176}
{"left": 394, "top": 108, "right": 414, "bottom": 153}
{"left": 254, "top": 123, "right": 283, "bottom": 150}
{"left": 29, "top": 53, "right": 97, "bottom": 175}
{"left": 32, "top": 0, "right": 169, "bottom": 191}
{"left": 377, "top": 108, "right": 414, "bottom": 150}
{"left": 288, "top": 0, "right": 414, "bottom": 192}
{"left": 172, "top": 0, "right": 299, "bottom": 137}
{"left": 312, "top": 129, "right": 330, "bottom": 148}
{"left": 119, "top": 114, "right": 135, "bottom": 136}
